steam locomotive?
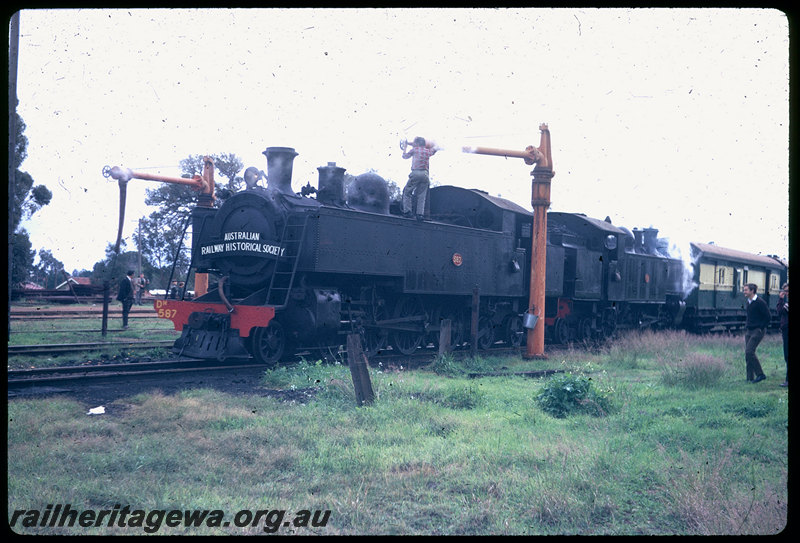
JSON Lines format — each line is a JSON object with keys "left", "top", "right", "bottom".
{"left": 154, "top": 146, "right": 788, "bottom": 365}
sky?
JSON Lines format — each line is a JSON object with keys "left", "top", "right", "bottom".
{"left": 13, "top": 7, "right": 790, "bottom": 275}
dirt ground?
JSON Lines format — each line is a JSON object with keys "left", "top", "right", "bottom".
{"left": 7, "top": 367, "right": 320, "bottom": 414}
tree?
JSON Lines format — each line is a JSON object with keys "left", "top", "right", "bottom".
{"left": 147, "top": 152, "right": 246, "bottom": 230}
{"left": 10, "top": 111, "right": 52, "bottom": 285}
{"left": 133, "top": 215, "right": 192, "bottom": 288}
{"left": 386, "top": 178, "right": 402, "bottom": 203}
{"left": 176, "top": 152, "right": 244, "bottom": 201}
{"left": 34, "top": 249, "right": 65, "bottom": 289}
{"left": 11, "top": 112, "right": 52, "bottom": 230}
{"left": 89, "top": 242, "right": 170, "bottom": 292}
{"left": 90, "top": 244, "right": 141, "bottom": 288}
{"left": 144, "top": 183, "right": 196, "bottom": 233}
{"left": 140, "top": 152, "right": 244, "bottom": 287}
{"left": 214, "top": 152, "right": 245, "bottom": 192}
{"left": 11, "top": 231, "right": 34, "bottom": 287}
{"left": 12, "top": 172, "right": 52, "bottom": 233}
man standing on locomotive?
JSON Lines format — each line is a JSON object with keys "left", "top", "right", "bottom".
{"left": 401, "top": 136, "right": 438, "bottom": 220}
{"left": 743, "top": 283, "right": 770, "bottom": 383}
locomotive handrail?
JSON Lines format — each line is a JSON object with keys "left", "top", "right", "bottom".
{"left": 162, "top": 213, "right": 193, "bottom": 302}
{"left": 218, "top": 276, "right": 235, "bottom": 313}
{"left": 183, "top": 211, "right": 216, "bottom": 299}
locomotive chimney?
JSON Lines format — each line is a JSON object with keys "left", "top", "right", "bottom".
{"left": 262, "top": 146, "right": 299, "bottom": 195}
{"left": 633, "top": 228, "right": 644, "bottom": 253}
{"left": 317, "top": 162, "right": 347, "bottom": 207}
{"left": 643, "top": 227, "right": 659, "bottom": 255}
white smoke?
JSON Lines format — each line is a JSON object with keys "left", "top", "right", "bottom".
{"left": 662, "top": 238, "right": 699, "bottom": 299}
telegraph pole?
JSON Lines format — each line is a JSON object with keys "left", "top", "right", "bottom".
{"left": 137, "top": 218, "right": 143, "bottom": 276}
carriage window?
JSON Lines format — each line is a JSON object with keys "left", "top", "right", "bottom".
{"left": 717, "top": 269, "right": 725, "bottom": 285}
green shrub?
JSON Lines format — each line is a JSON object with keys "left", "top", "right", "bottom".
{"left": 536, "top": 373, "right": 612, "bottom": 418}
{"left": 428, "top": 352, "right": 498, "bottom": 378}
{"left": 429, "top": 352, "right": 462, "bottom": 377}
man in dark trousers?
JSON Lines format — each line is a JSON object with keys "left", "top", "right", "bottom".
{"left": 135, "top": 273, "right": 148, "bottom": 305}
{"left": 117, "top": 270, "right": 135, "bottom": 329}
{"left": 743, "top": 282, "right": 770, "bottom": 383}
{"left": 777, "top": 282, "right": 788, "bottom": 387}
{"left": 401, "top": 137, "right": 438, "bottom": 220}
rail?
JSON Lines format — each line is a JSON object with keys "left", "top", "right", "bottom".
{"left": 8, "top": 358, "right": 264, "bottom": 389}
{"left": 8, "top": 340, "right": 176, "bottom": 356}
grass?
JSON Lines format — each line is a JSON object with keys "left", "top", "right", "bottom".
{"left": 8, "top": 302, "right": 180, "bottom": 368}
{"left": 7, "top": 329, "right": 788, "bottom": 535}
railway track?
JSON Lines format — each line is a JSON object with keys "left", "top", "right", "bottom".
{"left": 6, "top": 347, "right": 431, "bottom": 390}
{"left": 8, "top": 340, "right": 176, "bottom": 356}
{"left": 294, "top": 343, "right": 548, "bottom": 368}
{"left": 7, "top": 358, "right": 265, "bottom": 389}
{"left": 8, "top": 343, "right": 564, "bottom": 399}
{"left": 10, "top": 310, "right": 159, "bottom": 320}
{"left": 9, "top": 328, "right": 180, "bottom": 335}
